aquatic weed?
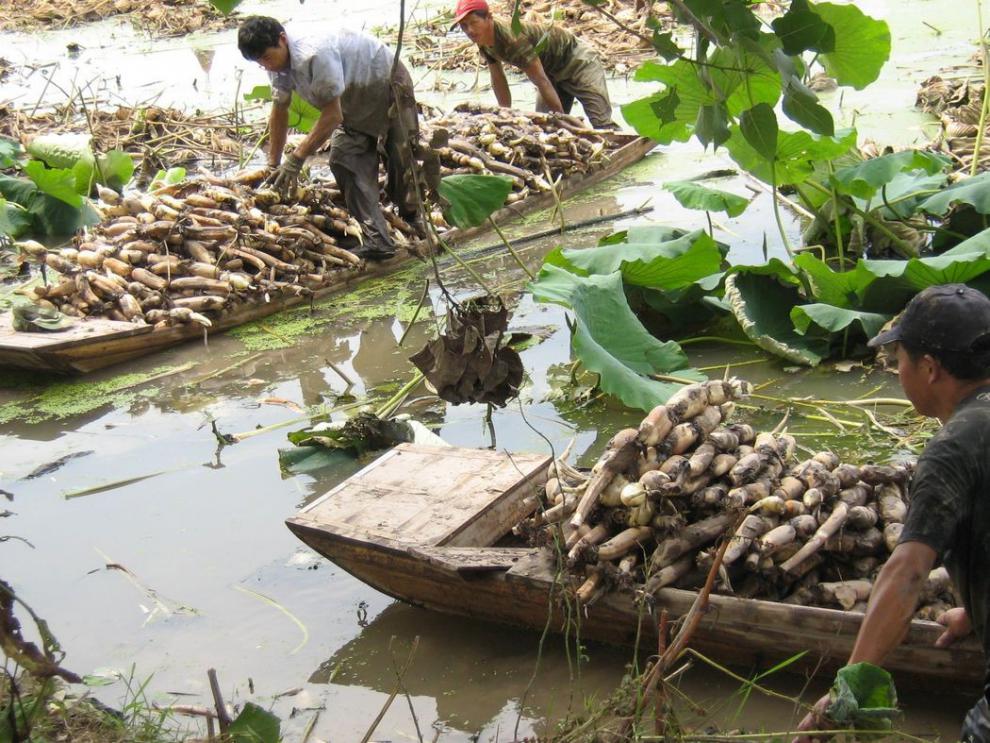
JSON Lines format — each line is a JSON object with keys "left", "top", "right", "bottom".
{"left": 0, "top": 365, "right": 181, "bottom": 425}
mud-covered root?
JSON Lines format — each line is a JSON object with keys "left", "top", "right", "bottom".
{"left": 883, "top": 522, "right": 904, "bottom": 553}
{"left": 597, "top": 526, "right": 654, "bottom": 562}
{"left": 643, "top": 553, "right": 694, "bottom": 594}
{"left": 815, "top": 579, "right": 873, "bottom": 610}
{"left": 877, "top": 483, "right": 908, "bottom": 524}
{"left": 722, "top": 514, "right": 775, "bottom": 566}
{"left": 779, "top": 502, "right": 849, "bottom": 575}
{"left": 649, "top": 511, "right": 737, "bottom": 570}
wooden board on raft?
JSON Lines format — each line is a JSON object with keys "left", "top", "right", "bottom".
{"left": 0, "top": 135, "right": 657, "bottom": 374}
{"left": 287, "top": 443, "right": 986, "bottom": 691}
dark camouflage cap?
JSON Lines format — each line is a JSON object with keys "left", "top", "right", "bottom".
{"left": 868, "top": 283, "right": 990, "bottom": 351}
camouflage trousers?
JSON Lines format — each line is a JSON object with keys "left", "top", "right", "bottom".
{"left": 534, "top": 40, "right": 615, "bottom": 129}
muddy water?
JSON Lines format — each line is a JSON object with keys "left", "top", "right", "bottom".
{"left": 0, "top": 1, "right": 983, "bottom": 740}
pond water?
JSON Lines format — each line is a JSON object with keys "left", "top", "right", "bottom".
{"left": 0, "top": 0, "right": 984, "bottom": 740}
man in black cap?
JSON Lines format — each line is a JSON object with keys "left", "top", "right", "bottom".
{"left": 795, "top": 284, "right": 990, "bottom": 743}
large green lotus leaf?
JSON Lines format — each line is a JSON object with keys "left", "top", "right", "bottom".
{"left": 813, "top": 3, "right": 890, "bottom": 90}
{"left": 832, "top": 150, "right": 949, "bottom": 200}
{"left": 243, "top": 85, "right": 320, "bottom": 132}
{"left": 622, "top": 92, "right": 693, "bottom": 143}
{"left": 0, "top": 199, "right": 33, "bottom": 239}
{"left": 209, "top": 0, "right": 244, "bottom": 13}
{"left": 24, "top": 161, "right": 83, "bottom": 207}
{"left": 567, "top": 272, "right": 705, "bottom": 409}
{"left": 859, "top": 170, "right": 948, "bottom": 219}
{"left": 0, "top": 174, "right": 100, "bottom": 236}
{"left": 863, "top": 252, "right": 990, "bottom": 290}
{"left": 623, "top": 59, "right": 714, "bottom": 143}
{"left": 920, "top": 172, "right": 990, "bottom": 216}
{"left": 227, "top": 702, "right": 280, "bottom": 743}
{"left": 726, "top": 126, "right": 857, "bottom": 186}
{"left": 663, "top": 180, "right": 750, "bottom": 217}
{"left": 793, "top": 252, "right": 873, "bottom": 308}
{"left": 709, "top": 43, "right": 782, "bottom": 116}
{"left": 97, "top": 150, "right": 135, "bottom": 191}
{"left": 740, "top": 103, "right": 779, "bottom": 161}
{"left": 559, "top": 229, "right": 725, "bottom": 290}
{"left": 438, "top": 174, "right": 513, "bottom": 228}
{"left": 541, "top": 245, "right": 588, "bottom": 275}
{"left": 0, "top": 137, "right": 23, "bottom": 169}
{"left": 531, "top": 267, "right": 704, "bottom": 410}
{"left": 790, "top": 303, "right": 890, "bottom": 338}
{"left": 599, "top": 225, "right": 688, "bottom": 246}
{"left": 781, "top": 75, "right": 834, "bottom": 136}
{"left": 772, "top": 0, "right": 835, "bottom": 55}
{"left": 943, "top": 226, "right": 990, "bottom": 256}
{"left": 724, "top": 271, "right": 827, "bottom": 365}
{"left": 727, "top": 257, "right": 804, "bottom": 287}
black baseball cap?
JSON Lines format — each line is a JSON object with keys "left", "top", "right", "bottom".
{"left": 868, "top": 283, "right": 990, "bottom": 351}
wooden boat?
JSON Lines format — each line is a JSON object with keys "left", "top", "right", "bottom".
{"left": 286, "top": 443, "right": 985, "bottom": 690}
{"left": 0, "top": 134, "right": 657, "bottom": 374}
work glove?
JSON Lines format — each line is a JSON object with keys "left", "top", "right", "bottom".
{"left": 264, "top": 152, "right": 305, "bottom": 197}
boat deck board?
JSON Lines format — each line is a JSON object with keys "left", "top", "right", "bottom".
{"left": 292, "top": 443, "right": 550, "bottom": 549}
{"left": 407, "top": 546, "right": 542, "bottom": 575}
{"left": 0, "top": 313, "right": 151, "bottom": 351}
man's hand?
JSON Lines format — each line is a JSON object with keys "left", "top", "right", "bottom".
{"left": 935, "top": 606, "right": 972, "bottom": 648}
{"left": 793, "top": 694, "right": 832, "bottom": 743}
{"left": 264, "top": 152, "right": 305, "bottom": 197}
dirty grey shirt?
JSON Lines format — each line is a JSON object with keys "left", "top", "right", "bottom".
{"left": 269, "top": 27, "right": 394, "bottom": 137}
{"left": 899, "top": 385, "right": 990, "bottom": 694}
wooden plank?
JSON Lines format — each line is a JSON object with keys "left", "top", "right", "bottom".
{"left": 0, "top": 312, "right": 151, "bottom": 351}
{"left": 406, "top": 546, "right": 541, "bottom": 575}
{"left": 294, "top": 444, "right": 549, "bottom": 548}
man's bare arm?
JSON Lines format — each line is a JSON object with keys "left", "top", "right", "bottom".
{"left": 520, "top": 57, "right": 563, "bottom": 113}
{"left": 489, "top": 61, "right": 512, "bottom": 108}
{"left": 848, "top": 540, "right": 936, "bottom": 663}
{"left": 293, "top": 97, "right": 344, "bottom": 160}
{"left": 792, "top": 540, "right": 936, "bottom": 743}
{"left": 268, "top": 102, "right": 290, "bottom": 167}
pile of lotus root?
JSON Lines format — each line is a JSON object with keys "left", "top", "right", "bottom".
{"left": 516, "top": 379, "right": 958, "bottom": 618}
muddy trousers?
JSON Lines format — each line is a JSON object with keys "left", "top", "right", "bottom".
{"left": 328, "top": 62, "right": 420, "bottom": 250}
{"left": 962, "top": 697, "right": 990, "bottom": 743}
{"left": 534, "top": 40, "right": 615, "bottom": 129}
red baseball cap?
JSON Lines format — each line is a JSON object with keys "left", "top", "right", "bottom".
{"left": 450, "top": 0, "right": 489, "bottom": 29}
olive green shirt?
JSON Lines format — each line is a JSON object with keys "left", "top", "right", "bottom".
{"left": 478, "top": 19, "right": 576, "bottom": 78}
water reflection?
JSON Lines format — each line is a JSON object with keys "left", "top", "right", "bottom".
{"left": 313, "top": 601, "right": 628, "bottom": 735}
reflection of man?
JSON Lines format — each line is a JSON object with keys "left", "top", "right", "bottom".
{"left": 237, "top": 15, "right": 420, "bottom": 260}
{"left": 452, "top": 0, "right": 615, "bottom": 129}
{"left": 794, "top": 284, "right": 990, "bottom": 743}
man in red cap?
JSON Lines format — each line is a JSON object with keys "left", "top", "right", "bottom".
{"left": 451, "top": 0, "right": 615, "bottom": 129}
{"left": 794, "top": 284, "right": 990, "bottom": 743}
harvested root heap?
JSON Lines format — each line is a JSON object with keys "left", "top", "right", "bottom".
{"left": 379, "top": 0, "right": 671, "bottom": 74}
{"left": 917, "top": 71, "right": 989, "bottom": 174}
{"left": 0, "top": 106, "right": 265, "bottom": 177}
{"left": 24, "top": 171, "right": 420, "bottom": 329}
{"left": 516, "top": 380, "right": 959, "bottom": 618}
{"left": 0, "top": 0, "right": 236, "bottom": 35}
{"left": 424, "top": 103, "right": 623, "bottom": 205}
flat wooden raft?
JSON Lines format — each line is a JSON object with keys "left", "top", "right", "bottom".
{"left": 0, "top": 136, "right": 658, "bottom": 374}
{"left": 291, "top": 443, "right": 551, "bottom": 549}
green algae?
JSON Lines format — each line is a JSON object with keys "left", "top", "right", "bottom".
{"left": 0, "top": 365, "right": 182, "bottom": 425}
{"left": 230, "top": 267, "right": 432, "bottom": 352}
